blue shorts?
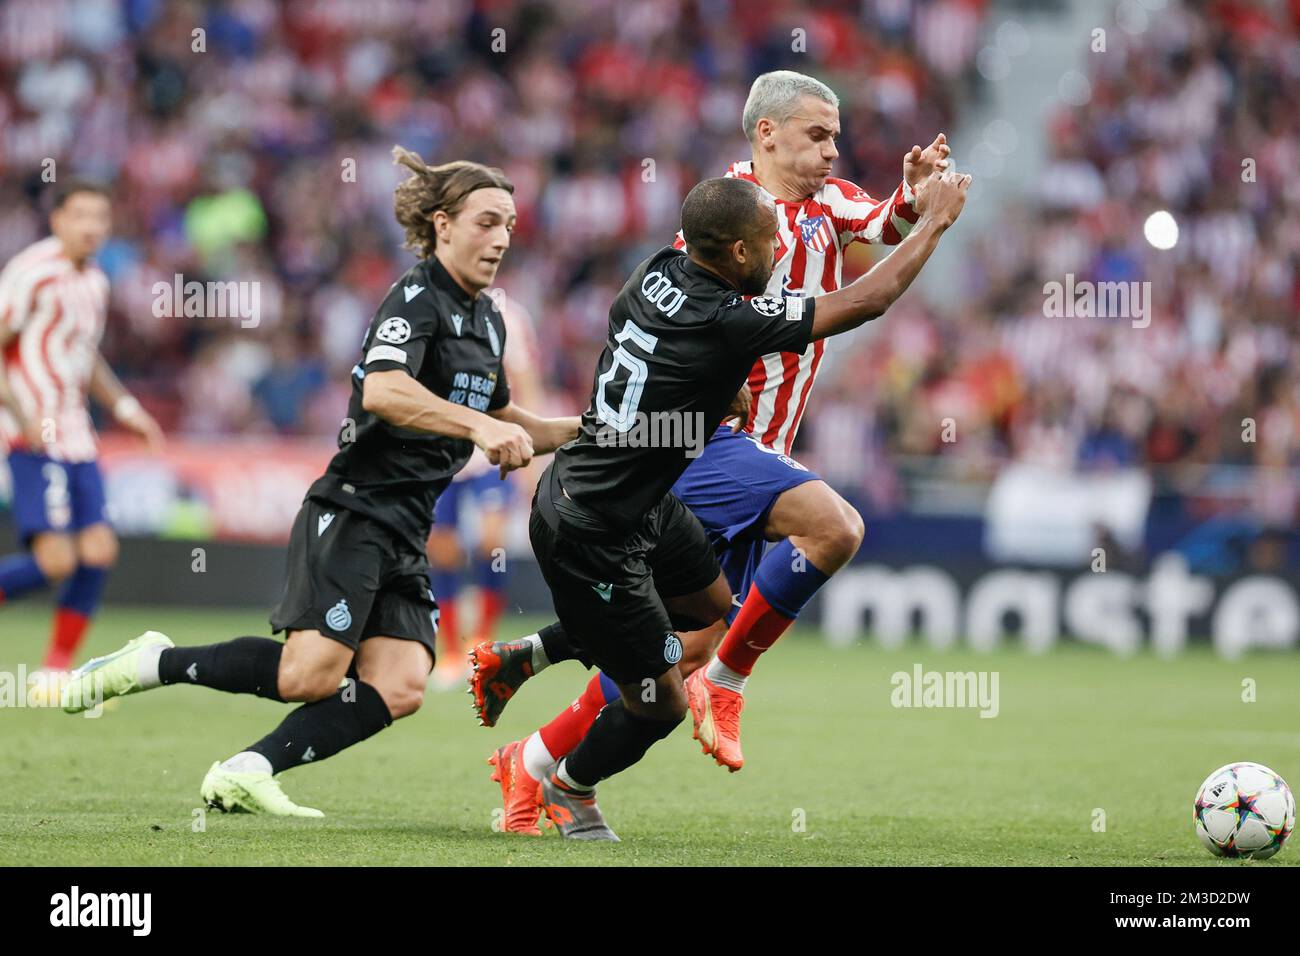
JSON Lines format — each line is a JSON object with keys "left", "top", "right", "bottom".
{"left": 671, "top": 427, "right": 820, "bottom": 621}
{"left": 433, "top": 470, "right": 516, "bottom": 530}
{"left": 6, "top": 451, "right": 109, "bottom": 545}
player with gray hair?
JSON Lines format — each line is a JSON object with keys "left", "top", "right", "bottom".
{"left": 474, "top": 70, "right": 954, "bottom": 834}
{"left": 741, "top": 69, "right": 841, "bottom": 141}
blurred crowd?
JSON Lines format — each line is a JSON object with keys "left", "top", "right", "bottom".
{"left": 808, "top": 0, "right": 1300, "bottom": 531}
{"left": 0, "top": 0, "right": 982, "bottom": 433}
{"left": 3, "top": 0, "right": 1296, "bottom": 525}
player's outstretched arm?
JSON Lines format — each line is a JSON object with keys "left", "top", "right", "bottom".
{"left": 362, "top": 369, "right": 534, "bottom": 473}
{"left": 90, "top": 352, "right": 164, "bottom": 450}
{"left": 489, "top": 402, "right": 578, "bottom": 456}
{"left": 810, "top": 170, "right": 970, "bottom": 342}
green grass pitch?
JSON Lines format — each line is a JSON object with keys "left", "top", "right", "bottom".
{"left": 1, "top": 604, "right": 1298, "bottom": 866}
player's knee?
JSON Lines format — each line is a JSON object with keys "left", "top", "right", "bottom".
{"left": 704, "top": 581, "right": 733, "bottom": 622}
{"left": 377, "top": 679, "right": 425, "bottom": 719}
{"left": 817, "top": 503, "right": 864, "bottom": 568}
{"left": 32, "top": 537, "right": 77, "bottom": 583}
{"left": 426, "top": 531, "right": 461, "bottom": 569}
{"left": 77, "top": 528, "right": 118, "bottom": 568}
{"left": 277, "top": 662, "right": 344, "bottom": 702}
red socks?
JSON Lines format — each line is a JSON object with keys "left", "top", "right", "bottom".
{"left": 438, "top": 598, "right": 460, "bottom": 661}
{"left": 43, "top": 608, "right": 91, "bottom": 671}
{"left": 476, "top": 589, "right": 506, "bottom": 644}
{"left": 538, "top": 673, "right": 613, "bottom": 758}
{"left": 716, "top": 584, "right": 796, "bottom": 677}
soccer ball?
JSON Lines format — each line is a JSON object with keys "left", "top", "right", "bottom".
{"left": 1193, "top": 762, "right": 1295, "bottom": 860}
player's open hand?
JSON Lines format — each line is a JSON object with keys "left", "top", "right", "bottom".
{"left": 915, "top": 169, "right": 971, "bottom": 229}
{"left": 124, "top": 405, "right": 166, "bottom": 452}
{"left": 473, "top": 418, "right": 534, "bottom": 478}
{"left": 904, "top": 133, "right": 951, "bottom": 189}
{"left": 725, "top": 382, "right": 752, "bottom": 433}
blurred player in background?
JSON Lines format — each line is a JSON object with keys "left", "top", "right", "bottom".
{"left": 0, "top": 181, "right": 163, "bottom": 682}
{"left": 472, "top": 71, "right": 953, "bottom": 831}
{"left": 427, "top": 292, "right": 544, "bottom": 689}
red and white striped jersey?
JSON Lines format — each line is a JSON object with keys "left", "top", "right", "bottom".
{"left": 676, "top": 160, "right": 918, "bottom": 454}
{"left": 0, "top": 236, "right": 108, "bottom": 462}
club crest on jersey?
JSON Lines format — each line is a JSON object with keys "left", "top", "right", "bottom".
{"left": 798, "top": 213, "right": 835, "bottom": 254}
{"left": 376, "top": 316, "right": 411, "bottom": 344}
{"left": 486, "top": 318, "right": 501, "bottom": 357}
{"left": 750, "top": 295, "right": 785, "bottom": 317}
{"left": 664, "top": 633, "right": 683, "bottom": 664}
{"left": 325, "top": 599, "right": 352, "bottom": 632}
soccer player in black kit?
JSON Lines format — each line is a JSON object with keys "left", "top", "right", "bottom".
{"left": 61, "top": 148, "right": 579, "bottom": 817}
{"left": 533, "top": 169, "right": 970, "bottom": 839}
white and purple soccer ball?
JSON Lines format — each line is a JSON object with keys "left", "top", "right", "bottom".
{"left": 1194, "top": 762, "right": 1295, "bottom": 860}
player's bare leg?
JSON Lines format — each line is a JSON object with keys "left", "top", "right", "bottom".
{"left": 427, "top": 525, "right": 466, "bottom": 688}
{"left": 676, "top": 619, "right": 727, "bottom": 677}
{"left": 204, "top": 634, "right": 428, "bottom": 816}
{"left": 472, "top": 505, "right": 509, "bottom": 645}
{"left": 41, "top": 523, "right": 117, "bottom": 674}
{"left": 688, "top": 480, "right": 862, "bottom": 771}
{"left": 9, "top": 532, "right": 78, "bottom": 705}
{"left": 65, "top": 627, "right": 413, "bottom": 816}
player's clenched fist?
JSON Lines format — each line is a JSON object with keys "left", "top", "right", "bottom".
{"left": 472, "top": 417, "right": 534, "bottom": 476}
{"left": 915, "top": 169, "right": 971, "bottom": 228}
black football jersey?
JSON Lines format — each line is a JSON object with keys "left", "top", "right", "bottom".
{"left": 307, "top": 255, "right": 510, "bottom": 551}
{"left": 554, "top": 245, "right": 814, "bottom": 533}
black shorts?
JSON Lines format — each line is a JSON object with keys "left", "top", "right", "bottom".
{"left": 269, "top": 498, "right": 438, "bottom": 659}
{"left": 529, "top": 466, "right": 722, "bottom": 685}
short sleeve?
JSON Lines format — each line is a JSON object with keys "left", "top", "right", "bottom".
{"left": 488, "top": 361, "right": 511, "bottom": 411}
{"left": 826, "top": 178, "right": 919, "bottom": 246}
{"left": 718, "top": 294, "right": 815, "bottom": 357}
{"left": 362, "top": 277, "right": 439, "bottom": 375}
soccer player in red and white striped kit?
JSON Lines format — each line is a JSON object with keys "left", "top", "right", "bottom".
{"left": 0, "top": 181, "right": 163, "bottom": 676}
{"left": 471, "top": 70, "right": 954, "bottom": 833}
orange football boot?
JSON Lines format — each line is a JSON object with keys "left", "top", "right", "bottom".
{"left": 685, "top": 668, "right": 745, "bottom": 772}
{"left": 488, "top": 739, "right": 542, "bottom": 836}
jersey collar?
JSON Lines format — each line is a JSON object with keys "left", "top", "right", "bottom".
{"left": 427, "top": 255, "right": 478, "bottom": 310}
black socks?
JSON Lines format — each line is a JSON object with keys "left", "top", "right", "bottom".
{"left": 563, "top": 699, "right": 681, "bottom": 788}
{"left": 158, "top": 637, "right": 284, "bottom": 701}
{"left": 538, "top": 621, "right": 575, "bottom": 664}
{"left": 248, "top": 678, "right": 393, "bottom": 774}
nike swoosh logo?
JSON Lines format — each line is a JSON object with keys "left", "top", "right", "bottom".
{"left": 318, "top": 513, "right": 335, "bottom": 536}
{"left": 403, "top": 284, "right": 424, "bottom": 302}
